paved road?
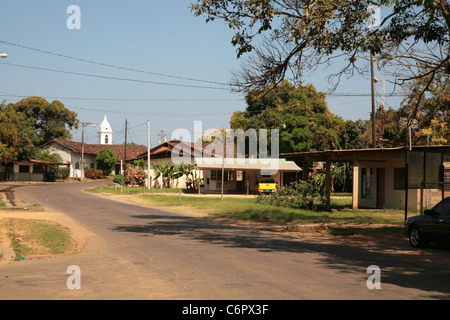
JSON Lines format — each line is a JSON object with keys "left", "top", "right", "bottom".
{"left": 1, "top": 181, "right": 450, "bottom": 300}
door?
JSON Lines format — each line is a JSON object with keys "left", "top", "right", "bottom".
{"left": 376, "top": 168, "right": 385, "bottom": 209}
{"left": 236, "top": 170, "right": 245, "bottom": 194}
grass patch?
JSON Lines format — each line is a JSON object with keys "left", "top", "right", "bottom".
{"left": 88, "top": 186, "right": 406, "bottom": 225}
{"left": 1, "top": 218, "right": 75, "bottom": 259}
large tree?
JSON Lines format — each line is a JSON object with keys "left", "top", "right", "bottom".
{"left": 0, "top": 97, "right": 79, "bottom": 162}
{"left": 0, "top": 105, "right": 32, "bottom": 162}
{"left": 230, "top": 81, "right": 344, "bottom": 153}
{"left": 8, "top": 97, "right": 79, "bottom": 145}
{"left": 191, "top": 0, "right": 450, "bottom": 123}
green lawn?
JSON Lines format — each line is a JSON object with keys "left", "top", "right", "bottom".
{"left": 1, "top": 218, "right": 75, "bottom": 259}
{"left": 88, "top": 186, "right": 406, "bottom": 225}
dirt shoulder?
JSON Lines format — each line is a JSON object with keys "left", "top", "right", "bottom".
{"left": 0, "top": 189, "right": 94, "bottom": 263}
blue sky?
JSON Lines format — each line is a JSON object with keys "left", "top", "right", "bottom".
{"left": 0, "top": 1, "right": 404, "bottom": 146}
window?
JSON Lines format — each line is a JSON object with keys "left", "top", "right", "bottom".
{"left": 105, "top": 135, "right": 109, "bottom": 144}
{"left": 33, "top": 165, "right": 44, "bottom": 173}
{"left": 394, "top": 168, "right": 406, "bottom": 190}
{"left": 90, "top": 163, "right": 95, "bottom": 169}
{"left": 19, "top": 165, "right": 30, "bottom": 173}
{"left": 210, "top": 170, "right": 234, "bottom": 181}
{"left": 361, "top": 168, "right": 373, "bottom": 199}
{"left": 432, "top": 198, "right": 450, "bottom": 217}
{"left": 75, "top": 162, "right": 80, "bottom": 170}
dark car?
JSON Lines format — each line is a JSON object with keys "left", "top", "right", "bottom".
{"left": 404, "top": 197, "right": 450, "bottom": 248}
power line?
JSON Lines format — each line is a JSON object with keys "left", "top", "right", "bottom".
{"left": 0, "top": 39, "right": 229, "bottom": 86}
{"left": 0, "top": 91, "right": 242, "bottom": 102}
{"left": 0, "top": 62, "right": 230, "bottom": 91}
{"left": 67, "top": 105, "right": 233, "bottom": 117}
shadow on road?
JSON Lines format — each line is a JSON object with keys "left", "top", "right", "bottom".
{"left": 112, "top": 211, "right": 450, "bottom": 299}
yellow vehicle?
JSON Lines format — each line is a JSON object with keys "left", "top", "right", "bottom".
{"left": 258, "top": 178, "right": 277, "bottom": 194}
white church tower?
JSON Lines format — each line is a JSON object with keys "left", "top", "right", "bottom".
{"left": 98, "top": 115, "right": 113, "bottom": 145}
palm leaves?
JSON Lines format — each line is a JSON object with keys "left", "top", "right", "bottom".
{"left": 151, "top": 161, "right": 202, "bottom": 190}
{"left": 151, "top": 161, "right": 183, "bottom": 188}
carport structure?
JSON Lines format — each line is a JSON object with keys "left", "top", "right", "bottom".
{"left": 281, "top": 146, "right": 449, "bottom": 216}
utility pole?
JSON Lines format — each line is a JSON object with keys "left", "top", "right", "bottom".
{"left": 221, "top": 127, "right": 225, "bottom": 201}
{"left": 370, "top": 53, "right": 376, "bottom": 149}
{"left": 147, "top": 120, "right": 151, "bottom": 189}
{"left": 368, "top": 5, "right": 380, "bottom": 149}
{"left": 80, "top": 122, "right": 94, "bottom": 180}
{"left": 124, "top": 119, "right": 128, "bottom": 166}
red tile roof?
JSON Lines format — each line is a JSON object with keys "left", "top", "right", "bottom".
{"left": 136, "top": 140, "right": 220, "bottom": 159}
{"left": 42, "top": 139, "right": 148, "bottom": 161}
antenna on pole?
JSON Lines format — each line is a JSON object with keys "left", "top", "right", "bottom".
{"left": 155, "top": 130, "right": 169, "bottom": 144}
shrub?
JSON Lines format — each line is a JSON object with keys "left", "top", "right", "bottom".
{"left": 113, "top": 174, "right": 125, "bottom": 186}
{"left": 57, "top": 167, "right": 70, "bottom": 180}
{"left": 124, "top": 166, "right": 147, "bottom": 186}
{"left": 96, "top": 147, "right": 118, "bottom": 176}
{"left": 85, "top": 168, "right": 104, "bottom": 180}
{"left": 256, "top": 180, "right": 326, "bottom": 210}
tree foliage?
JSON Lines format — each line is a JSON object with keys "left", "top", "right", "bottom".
{"left": 351, "top": 70, "right": 450, "bottom": 148}
{"left": 152, "top": 161, "right": 183, "bottom": 188}
{"left": 96, "top": 147, "right": 118, "bottom": 176}
{"left": 230, "top": 81, "right": 344, "bottom": 153}
{"left": 8, "top": 97, "right": 79, "bottom": 145}
{"left": 0, "top": 97, "right": 79, "bottom": 163}
{"left": 191, "top": 0, "right": 450, "bottom": 118}
{"left": 0, "top": 105, "right": 32, "bottom": 162}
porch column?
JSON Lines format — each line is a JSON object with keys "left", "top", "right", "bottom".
{"left": 302, "top": 162, "right": 308, "bottom": 181}
{"left": 352, "top": 160, "right": 359, "bottom": 209}
{"left": 325, "top": 161, "right": 331, "bottom": 208}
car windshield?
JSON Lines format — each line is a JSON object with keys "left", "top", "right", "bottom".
{"left": 431, "top": 197, "right": 450, "bottom": 216}
{"left": 260, "top": 178, "right": 275, "bottom": 183}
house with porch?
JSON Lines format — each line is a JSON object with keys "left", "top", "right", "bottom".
{"left": 135, "top": 139, "right": 301, "bottom": 193}
{"left": 0, "top": 159, "right": 69, "bottom": 182}
{"left": 195, "top": 157, "right": 301, "bottom": 194}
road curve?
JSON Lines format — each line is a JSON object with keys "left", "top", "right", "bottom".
{"left": 0, "top": 181, "right": 449, "bottom": 300}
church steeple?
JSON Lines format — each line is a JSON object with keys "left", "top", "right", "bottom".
{"left": 98, "top": 115, "right": 113, "bottom": 145}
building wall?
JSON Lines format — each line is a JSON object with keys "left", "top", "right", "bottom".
{"left": 45, "top": 142, "right": 100, "bottom": 178}
{"left": 142, "top": 157, "right": 203, "bottom": 189}
{"left": 357, "top": 160, "right": 419, "bottom": 210}
{"left": 71, "top": 153, "right": 97, "bottom": 178}
{"left": 203, "top": 168, "right": 285, "bottom": 194}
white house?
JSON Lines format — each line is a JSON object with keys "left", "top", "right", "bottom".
{"left": 134, "top": 139, "right": 301, "bottom": 193}
{"left": 41, "top": 115, "right": 147, "bottom": 178}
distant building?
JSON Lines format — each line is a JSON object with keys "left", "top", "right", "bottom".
{"left": 97, "top": 115, "right": 113, "bottom": 145}
{"left": 41, "top": 116, "right": 147, "bottom": 178}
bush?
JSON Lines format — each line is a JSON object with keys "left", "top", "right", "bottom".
{"left": 113, "top": 174, "right": 125, "bottom": 186}
{"left": 124, "top": 166, "right": 147, "bottom": 186}
{"left": 57, "top": 167, "right": 70, "bottom": 180}
{"left": 96, "top": 147, "right": 118, "bottom": 176}
{"left": 256, "top": 180, "right": 326, "bottom": 210}
{"left": 85, "top": 168, "right": 104, "bottom": 180}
